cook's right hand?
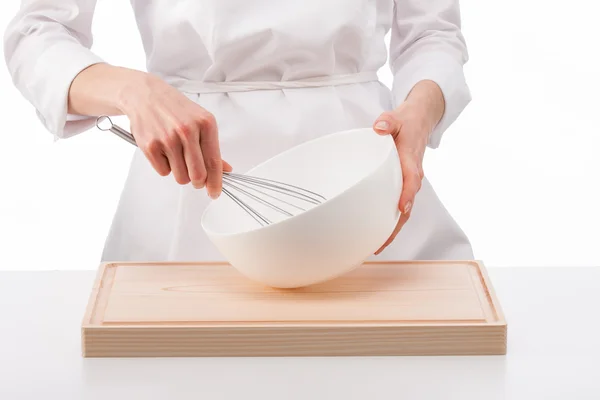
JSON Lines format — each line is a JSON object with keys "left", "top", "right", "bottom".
{"left": 118, "top": 73, "right": 231, "bottom": 199}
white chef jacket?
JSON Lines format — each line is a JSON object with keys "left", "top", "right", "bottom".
{"left": 3, "top": 0, "right": 474, "bottom": 262}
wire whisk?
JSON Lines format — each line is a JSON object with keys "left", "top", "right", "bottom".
{"left": 96, "top": 116, "right": 326, "bottom": 226}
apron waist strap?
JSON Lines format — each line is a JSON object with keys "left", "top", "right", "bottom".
{"left": 167, "top": 71, "right": 379, "bottom": 94}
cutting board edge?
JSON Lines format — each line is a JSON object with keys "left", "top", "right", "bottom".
{"left": 81, "top": 262, "right": 110, "bottom": 327}
{"left": 472, "top": 259, "right": 507, "bottom": 325}
{"left": 81, "top": 323, "right": 507, "bottom": 357}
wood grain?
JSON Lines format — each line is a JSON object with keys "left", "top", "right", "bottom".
{"left": 81, "top": 260, "right": 507, "bottom": 357}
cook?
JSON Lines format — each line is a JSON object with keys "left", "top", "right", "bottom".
{"left": 3, "top": 0, "right": 474, "bottom": 263}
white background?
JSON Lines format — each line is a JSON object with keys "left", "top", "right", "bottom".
{"left": 0, "top": 0, "right": 598, "bottom": 271}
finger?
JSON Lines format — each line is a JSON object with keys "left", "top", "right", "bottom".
{"left": 398, "top": 153, "right": 422, "bottom": 214}
{"left": 222, "top": 160, "right": 233, "bottom": 172}
{"left": 140, "top": 137, "right": 171, "bottom": 177}
{"left": 373, "top": 111, "right": 402, "bottom": 137}
{"left": 148, "top": 150, "right": 171, "bottom": 177}
{"left": 183, "top": 140, "right": 207, "bottom": 189}
{"left": 198, "top": 113, "right": 223, "bottom": 199}
{"left": 132, "top": 120, "right": 172, "bottom": 177}
{"left": 163, "top": 135, "right": 190, "bottom": 185}
{"left": 178, "top": 123, "right": 206, "bottom": 189}
{"left": 374, "top": 211, "right": 410, "bottom": 255}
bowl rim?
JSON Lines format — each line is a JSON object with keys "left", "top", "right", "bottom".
{"left": 200, "top": 126, "right": 398, "bottom": 238}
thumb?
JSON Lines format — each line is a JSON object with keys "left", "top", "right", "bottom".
{"left": 373, "top": 111, "right": 401, "bottom": 136}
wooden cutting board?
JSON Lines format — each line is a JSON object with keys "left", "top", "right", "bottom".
{"left": 81, "top": 261, "right": 507, "bottom": 357}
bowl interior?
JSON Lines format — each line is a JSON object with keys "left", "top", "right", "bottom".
{"left": 202, "top": 128, "right": 395, "bottom": 235}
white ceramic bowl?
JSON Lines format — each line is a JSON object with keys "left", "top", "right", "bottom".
{"left": 201, "top": 127, "right": 402, "bottom": 288}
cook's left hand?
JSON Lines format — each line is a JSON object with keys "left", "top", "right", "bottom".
{"left": 372, "top": 80, "right": 445, "bottom": 255}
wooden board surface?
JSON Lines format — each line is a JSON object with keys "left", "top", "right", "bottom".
{"left": 82, "top": 261, "right": 507, "bottom": 357}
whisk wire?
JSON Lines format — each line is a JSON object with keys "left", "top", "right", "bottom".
{"left": 223, "top": 180, "right": 295, "bottom": 217}
{"left": 222, "top": 172, "right": 326, "bottom": 225}
{"left": 222, "top": 187, "right": 272, "bottom": 226}
{"left": 223, "top": 175, "right": 311, "bottom": 211}
{"left": 223, "top": 173, "right": 326, "bottom": 205}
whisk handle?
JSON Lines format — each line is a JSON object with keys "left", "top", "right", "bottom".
{"left": 96, "top": 115, "right": 138, "bottom": 147}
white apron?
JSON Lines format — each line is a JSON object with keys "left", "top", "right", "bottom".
{"left": 4, "top": 0, "right": 474, "bottom": 262}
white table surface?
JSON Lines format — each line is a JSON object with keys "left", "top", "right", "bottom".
{"left": 0, "top": 266, "right": 599, "bottom": 400}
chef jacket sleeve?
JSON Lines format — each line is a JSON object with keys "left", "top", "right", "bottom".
{"left": 3, "top": 0, "right": 105, "bottom": 139}
{"left": 389, "top": 0, "right": 471, "bottom": 148}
